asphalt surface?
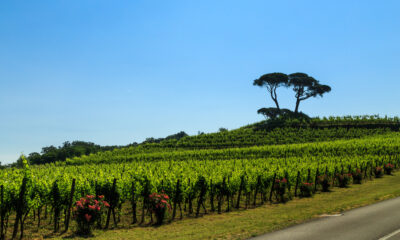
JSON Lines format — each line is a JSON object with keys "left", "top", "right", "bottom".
{"left": 252, "top": 197, "right": 400, "bottom": 240}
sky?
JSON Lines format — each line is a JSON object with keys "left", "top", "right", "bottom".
{"left": 1, "top": 0, "right": 399, "bottom": 164}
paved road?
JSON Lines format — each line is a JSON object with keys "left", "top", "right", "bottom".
{"left": 252, "top": 197, "right": 400, "bottom": 240}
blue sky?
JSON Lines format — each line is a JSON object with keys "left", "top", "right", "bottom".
{"left": 1, "top": 0, "right": 399, "bottom": 164}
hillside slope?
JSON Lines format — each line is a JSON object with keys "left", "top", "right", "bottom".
{"left": 67, "top": 116, "right": 400, "bottom": 164}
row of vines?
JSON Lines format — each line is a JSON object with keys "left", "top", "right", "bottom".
{"left": 136, "top": 116, "right": 400, "bottom": 150}
{"left": 1, "top": 133, "right": 400, "bottom": 238}
{"left": 67, "top": 133, "right": 400, "bottom": 165}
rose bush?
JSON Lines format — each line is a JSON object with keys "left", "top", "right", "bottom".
{"left": 149, "top": 191, "right": 171, "bottom": 225}
{"left": 318, "top": 174, "right": 330, "bottom": 192}
{"left": 274, "top": 178, "right": 287, "bottom": 202}
{"left": 384, "top": 163, "right": 394, "bottom": 175}
{"left": 299, "top": 182, "right": 313, "bottom": 197}
{"left": 352, "top": 169, "right": 363, "bottom": 184}
{"left": 73, "top": 195, "right": 109, "bottom": 235}
{"left": 374, "top": 166, "right": 383, "bottom": 178}
{"left": 337, "top": 173, "right": 351, "bottom": 188}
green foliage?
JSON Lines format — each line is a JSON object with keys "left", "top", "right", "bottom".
{"left": 257, "top": 107, "right": 310, "bottom": 120}
{"left": 288, "top": 72, "right": 331, "bottom": 113}
{"left": 18, "top": 117, "right": 400, "bottom": 166}
{"left": 143, "top": 131, "right": 188, "bottom": 144}
{"left": 253, "top": 72, "right": 289, "bottom": 110}
{"left": 23, "top": 141, "right": 125, "bottom": 165}
{"left": 253, "top": 72, "right": 331, "bottom": 114}
{"left": 0, "top": 133, "right": 399, "bottom": 219}
{"left": 0, "top": 116, "right": 399, "bottom": 238}
{"left": 0, "top": 122, "right": 399, "bottom": 236}
{"left": 60, "top": 117, "right": 398, "bottom": 164}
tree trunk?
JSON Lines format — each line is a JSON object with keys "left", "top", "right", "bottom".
{"left": 273, "top": 99, "right": 280, "bottom": 111}
{"left": 294, "top": 97, "right": 300, "bottom": 114}
{"left": 270, "top": 89, "right": 280, "bottom": 111}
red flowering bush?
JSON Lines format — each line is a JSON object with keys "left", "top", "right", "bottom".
{"left": 318, "top": 174, "right": 330, "bottom": 192}
{"left": 336, "top": 173, "right": 351, "bottom": 188}
{"left": 384, "top": 163, "right": 394, "bottom": 175}
{"left": 299, "top": 182, "right": 313, "bottom": 197}
{"left": 374, "top": 167, "right": 383, "bottom": 178}
{"left": 73, "top": 195, "right": 109, "bottom": 235}
{"left": 273, "top": 178, "right": 287, "bottom": 202}
{"left": 352, "top": 169, "right": 363, "bottom": 184}
{"left": 149, "top": 191, "right": 171, "bottom": 225}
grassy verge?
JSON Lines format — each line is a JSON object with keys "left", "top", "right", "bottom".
{"left": 38, "top": 173, "right": 400, "bottom": 240}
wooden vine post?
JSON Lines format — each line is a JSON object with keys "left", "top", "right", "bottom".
{"left": 236, "top": 175, "right": 244, "bottom": 209}
{"left": 105, "top": 178, "right": 117, "bottom": 229}
{"left": 53, "top": 181, "right": 61, "bottom": 233}
{"left": 253, "top": 176, "right": 261, "bottom": 206}
{"left": 188, "top": 179, "right": 193, "bottom": 215}
{"left": 209, "top": 180, "right": 215, "bottom": 212}
{"left": 269, "top": 173, "right": 277, "bottom": 202}
{"left": 12, "top": 177, "right": 27, "bottom": 240}
{"left": 369, "top": 162, "right": 373, "bottom": 179}
{"left": 172, "top": 179, "right": 180, "bottom": 220}
{"left": 332, "top": 167, "right": 337, "bottom": 187}
{"left": 1, "top": 185, "right": 4, "bottom": 240}
{"left": 294, "top": 171, "right": 300, "bottom": 197}
{"left": 314, "top": 168, "right": 319, "bottom": 193}
{"left": 64, "top": 179, "right": 76, "bottom": 232}
{"left": 131, "top": 181, "right": 137, "bottom": 224}
{"left": 196, "top": 178, "right": 206, "bottom": 217}
{"left": 217, "top": 177, "right": 225, "bottom": 214}
{"left": 285, "top": 172, "right": 290, "bottom": 191}
{"left": 226, "top": 177, "right": 231, "bottom": 212}
{"left": 363, "top": 163, "right": 367, "bottom": 181}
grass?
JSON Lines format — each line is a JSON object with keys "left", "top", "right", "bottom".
{"left": 28, "top": 172, "right": 400, "bottom": 240}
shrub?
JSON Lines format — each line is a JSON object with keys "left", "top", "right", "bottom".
{"left": 384, "top": 163, "right": 394, "bottom": 175}
{"left": 352, "top": 169, "right": 363, "bottom": 184}
{"left": 336, "top": 173, "right": 351, "bottom": 188}
{"left": 149, "top": 191, "right": 171, "bottom": 225}
{"left": 299, "top": 182, "right": 313, "bottom": 197}
{"left": 374, "top": 167, "right": 383, "bottom": 178}
{"left": 318, "top": 174, "right": 330, "bottom": 192}
{"left": 73, "top": 195, "right": 109, "bottom": 235}
{"left": 273, "top": 178, "right": 287, "bottom": 202}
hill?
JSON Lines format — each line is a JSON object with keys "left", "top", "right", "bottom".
{"left": 1, "top": 115, "right": 400, "bottom": 239}
{"left": 66, "top": 115, "right": 400, "bottom": 165}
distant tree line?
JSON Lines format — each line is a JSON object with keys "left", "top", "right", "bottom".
{"left": 143, "top": 131, "right": 188, "bottom": 144}
{"left": 9, "top": 131, "right": 191, "bottom": 166}
{"left": 15, "top": 141, "right": 132, "bottom": 166}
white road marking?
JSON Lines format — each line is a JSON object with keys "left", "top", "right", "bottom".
{"left": 319, "top": 213, "right": 343, "bottom": 217}
{"left": 379, "top": 228, "right": 400, "bottom": 240}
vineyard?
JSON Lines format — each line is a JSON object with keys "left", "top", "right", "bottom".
{"left": 67, "top": 115, "right": 400, "bottom": 165}
{"left": 1, "top": 117, "right": 400, "bottom": 239}
{"left": 123, "top": 115, "right": 400, "bottom": 150}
